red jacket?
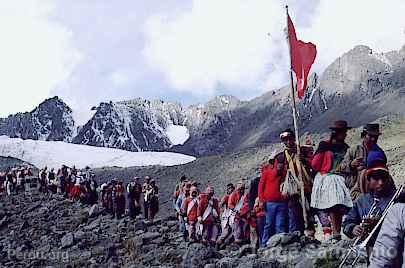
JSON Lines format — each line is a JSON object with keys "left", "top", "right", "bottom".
{"left": 228, "top": 190, "right": 250, "bottom": 217}
{"left": 182, "top": 196, "right": 199, "bottom": 222}
{"left": 258, "top": 161, "right": 287, "bottom": 202}
{"left": 311, "top": 151, "right": 333, "bottom": 175}
{"left": 220, "top": 194, "right": 230, "bottom": 209}
{"left": 198, "top": 193, "right": 220, "bottom": 224}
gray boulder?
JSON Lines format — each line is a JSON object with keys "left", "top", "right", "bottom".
{"left": 61, "top": 233, "right": 74, "bottom": 248}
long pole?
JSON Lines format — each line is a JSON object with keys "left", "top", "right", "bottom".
{"left": 285, "top": 5, "right": 308, "bottom": 228}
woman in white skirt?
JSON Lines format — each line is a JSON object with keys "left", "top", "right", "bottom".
{"left": 311, "top": 120, "right": 353, "bottom": 241}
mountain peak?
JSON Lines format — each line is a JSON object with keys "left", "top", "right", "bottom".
{"left": 350, "top": 45, "right": 373, "bottom": 55}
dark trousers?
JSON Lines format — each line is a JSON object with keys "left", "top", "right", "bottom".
{"left": 257, "top": 216, "right": 265, "bottom": 246}
{"left": 288, "top": 195, "right": 305, "bottom": 234}
{"left": 144, "top": 201, "right": 150, "bottom": 219}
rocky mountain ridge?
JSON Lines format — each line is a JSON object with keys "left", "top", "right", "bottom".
{"left": 0, "top": 96, "right": 75, "bottom": 142}
{"left": 0, "top": 44, "right": 404, "bottom": 155}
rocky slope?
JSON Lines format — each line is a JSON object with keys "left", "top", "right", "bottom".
{"left": 0, "top": 193, "right": 367, "bottom": 268}
{"left": 0, "top": 96, "right": 75, "bottom": 142}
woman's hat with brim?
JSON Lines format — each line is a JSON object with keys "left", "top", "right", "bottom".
{"left": 329, "top": 120, "right": 352, "bottom": 130}
{"left": 363, "top": 123, "right": 382, "bottom": 136}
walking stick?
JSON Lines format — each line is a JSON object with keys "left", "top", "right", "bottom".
{"left": 285, "top": 5, "right": 308, "bottom": 229}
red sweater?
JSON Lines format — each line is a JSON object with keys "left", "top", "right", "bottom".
{"left": 220, "top": 194, "right": 230, "bottom": 209}
{"left": 198, "top": 193, "right": 220, "bottom": 224}
{"left": 228, "top": 190, "right": 250, "bottom": 217}
{"left": 182, "top": 197, "right": 199, "bottom": 222}
{"left": 258, "top": 161, "right": 287, "bottom": 202}
{"left": 311, "top": 151, "right": 333, "bottom": 175}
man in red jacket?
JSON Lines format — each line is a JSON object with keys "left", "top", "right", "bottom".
{"left": 216, "top": 183, "right": 235, "bottom": 248}
{"left": 259, "top": 151, "right": 288, "bottom": 247}
{"left": 228, "top": 181, "right": 250, "bottom": 244}
{"left": 198, "top": 186, "right": 220, "bottom": 245}
{"left": 182, "top": 186, "right": 199, "bottom": 242}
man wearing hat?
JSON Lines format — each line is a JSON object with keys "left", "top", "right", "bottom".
{"left": 342, "top": 149, "right": 396, "bottom": 264}
{"left": 340, "top": 123, "right": 387, "bottom": 200}
{"left": 272, "top": 129, "right": 314, "bottom": 237}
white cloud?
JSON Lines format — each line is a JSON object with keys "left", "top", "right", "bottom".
{"left": 143, "top": 0, "right": 405, "bottom": 97}
{"left": 109, "top": 70, "right": 131, "bottom": 87}
{"left": 302, "top": 0, "right": 405, "bottom": 73}
{"left": 143, "top": 0, "right": 286, "bottom": 94}
{"left": 0, "top": 0, "right": 81, "bottom": 117}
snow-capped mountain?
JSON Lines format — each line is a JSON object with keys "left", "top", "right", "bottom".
{"left": 72, "top": 98, "right": 187, "bottom": 151}
{"left": 0, "top": 97, "right": 191, "bottom": 153}
{"left": 0, "top": 44, "right": 404, "bottom": 157}
{"left": 0, "top": 96, "right": 75, "bottom": 142}
{"left": 0, "top": 136, "right": 195, "bottom": 169}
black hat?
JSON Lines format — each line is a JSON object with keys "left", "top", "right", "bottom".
{"left": 363, "top": 123, "right": 381, "bottom": 136}
{"left": 329, "top": 120, "right": 352, "bottom": 131}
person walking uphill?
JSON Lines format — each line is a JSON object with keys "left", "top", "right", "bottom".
{"left": 311, "top": 120, "right": 353, "bottom": 242}
{"left": 148, "top": 179, "right": 159, "bottom": 221}
{"left": 182, "top": 186, "right": 200, "bottom": 242}
{"left": 228, "top": 181, "right": 250, "bottom": 245}
{"left": 198, "top": 186, "right": 220, "bottom": 245}
{"left": 142, "top": 176, "right": 152, "bottom": 220}
{"left": 216, "top": 183, "right": 235, "bottom": 248}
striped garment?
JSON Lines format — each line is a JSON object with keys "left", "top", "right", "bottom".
{"left": 310, "top": 172, "right": 353, "bottom": 210}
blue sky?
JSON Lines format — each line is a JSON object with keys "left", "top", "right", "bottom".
{"left": 1, "top": 0, "right": 404, "bottom": 124}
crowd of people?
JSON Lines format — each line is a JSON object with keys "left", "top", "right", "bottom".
{"left": 100, "top": 176, "right": 159, "bottom": 220}
{"left": 171, "top": 120, "right": 405, "bottom": 266}
{"left": 1, "top": 164, "right": 160, "bottom": 222}
{"left": 0, "top": 120, "right": 404, "bottom": 266}
{"left": 37, "top": 165, "right": 98, "bottom": 204}
{"left": 0, "top": 166, "right": 35, "bottom": 195}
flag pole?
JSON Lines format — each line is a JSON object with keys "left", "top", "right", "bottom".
{"left": 285, "top": 5, "right": 308, "bottom": 229}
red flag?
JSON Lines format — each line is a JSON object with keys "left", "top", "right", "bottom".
{"left": 287, "top": 12, "right": 317, "bottom": 98}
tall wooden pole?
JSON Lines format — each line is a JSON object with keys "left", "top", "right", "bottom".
{"left": 285, "top": 5, "right": 308, "bottom": 229}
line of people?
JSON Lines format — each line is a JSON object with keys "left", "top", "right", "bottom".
{"left": 38, "top": 165, "right": 98, "bottom": 205}
{"left": 172, "top": 120, "right": 404, "bottom": 259}
{"left": 100, "top": 176, "right": 159, "bottom": 221}
{"left": 0, "top": 166, "right": 35, "bottom": 195}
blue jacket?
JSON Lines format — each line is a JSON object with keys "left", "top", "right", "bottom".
{"left": 343, "top": 188, "right": 396, "bottom": 242}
